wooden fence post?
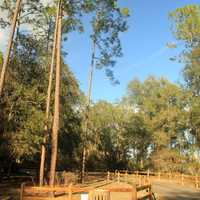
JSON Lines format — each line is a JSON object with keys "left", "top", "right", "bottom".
{"left": 20, "top": 183, "right": 25, "bottom": 200}
{"left": 195, "top": 175, "right": 198, "bottom": 189}
{"left": 117, "top": 171, "right": 120, "bottom": 183}
{"left": 64, "top": 171, "right": 68, "bottom": 186}
{"left": 132, "top": 173, "right": 135, "bottom": 183}
{"left": 89, "top": 190, "right": 93, "bottom": 200}
{"left": 147, "top": 169, "right": 150, "bottom": 183}
{"left": 68, "top": 183, "right": 72, "bottom": 200}
{"left": 132, "top": 185, "right": 137, "bottom": 200}
{"left": 107, "top": 171, "right": 110, "bottom": 181}
{"left": 125, "top": 170, "right": 128, "bottom": 182}
{"left": 169, "top": 172, "right": 172, "bottom": 182}
{"left": 149, "top": 185, "right": 153, "bottom": 200}
{"left": 181, "top": 174, "right": 184, "bottom": 186}
{"left": 158, "top": 172, "right": 161, "bottom": 181}
{"left": 61, "top": 170, "right": 65, "bottom": 185}
{"left": 139, "top": 175, "right": 142, "bottom": 186}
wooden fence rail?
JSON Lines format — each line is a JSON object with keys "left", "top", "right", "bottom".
{"left": 109, "top": 170, "right": 200, "bottom": 189}
{"left": 20, "top": 180, "right": 114, "bottom": 200}
{"left": 20, "top": 170, "right": 199, "bottom": 200}
{"left": 20, "top": 182, "right": 153, "bottom": 200}
{"left": 21, "top": 186, "right": 153, "bottom": 200}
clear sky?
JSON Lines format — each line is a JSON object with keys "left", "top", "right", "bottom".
{"left": 63, "top": 0, "right": 200, "bottom": 103}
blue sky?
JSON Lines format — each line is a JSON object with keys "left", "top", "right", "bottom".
{"left": 64, "top": 0, "right": 200, "bottom": 103}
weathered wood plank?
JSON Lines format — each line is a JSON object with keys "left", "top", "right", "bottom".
{"left": 136, "top": 184, "right": 151, "bottom": 192}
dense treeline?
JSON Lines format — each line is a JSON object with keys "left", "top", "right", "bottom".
{"left": 0, "top": 0, "right": 129, "bottom": 182}
{"left": 0, "top": 1, "right": 200, "bottom": 182}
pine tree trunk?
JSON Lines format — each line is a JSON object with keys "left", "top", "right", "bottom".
{"left": 39, "top": 1, "right": 60, "bottom": 186}
{"left": 49, "top": 0, "right": 62, "bottom": 187}
{"left": 81, "top": 39, "right": 96, "bottom": 183}
{"left": 13, "top": 7, "right": 21, "bottom": 59}
{"left": 81, "top": 147, "right": 86, "bottom": 183}
{"left": 0, "top": 0, "right": 22, "bottom": 96}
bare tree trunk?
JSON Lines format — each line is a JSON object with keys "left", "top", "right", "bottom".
{"left": 0, "top": 0, "right": 22, "bottom": 96}
{"left": 39, "top": 2, "right": 60, "bottom": 186}
{"left": 81, "top": 39, "right": 96, "bottom": 183}
{"left": 49, "top": 0, "right": 62, "bottom": 187}
{"left": 13, "top": 6, "right": 21, "bottom": 59}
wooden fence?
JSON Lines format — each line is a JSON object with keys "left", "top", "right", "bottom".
{"left": 19, "top": 170, "right": 200, "bottom": 200}
{"left": 20, "top": 180, "right": 113, "bottom": 200}
{"left": 20, "top": 185, "right": 153, "bottom": 200}
{"left": 111, "top": 170, "right": 200, "bottom": 189}
{"left": 20, "top": 177, "right": 153, "bottom": 200}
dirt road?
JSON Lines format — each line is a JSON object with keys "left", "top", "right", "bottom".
{"left": 102, "top": 181, "right": 200, "bottom": 200}
{"left": 152, "top": 180, "right": 200, "bottom": 200}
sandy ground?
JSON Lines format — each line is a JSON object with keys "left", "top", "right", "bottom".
{"left": 152, "top": 180, "right": 200, "bottom": 200}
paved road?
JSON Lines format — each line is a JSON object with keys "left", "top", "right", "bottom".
{"left": 152, "top": 180, "right": 200, "bottom": 200}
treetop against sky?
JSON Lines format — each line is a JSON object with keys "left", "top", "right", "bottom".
{"left": 0, "top": 0, "right": 199, "bottom": 102}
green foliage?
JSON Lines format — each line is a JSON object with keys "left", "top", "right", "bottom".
{"left": 89, "top": 0, "right": 129, "bottom": 84}
{"left": 120, "top": 8, "right": 130, "bottom": 17}
{"left": 151, "top": 149, "right": 186, "bottom": 172}
{"left": 124, "top": 113, "right": 152, "bottom": 169}
{"left": 0, "top": 34, "right": 47, "bottom": 168}
{"left": 123, "top": 75, "right": 200, "bottom": 172}
{"left": 0, "top": 31, "right": 82, "bottom": 173}
{"left": 183, "top": 48, "right": 200, "bottom": 95}
{"left": 169, "top": 4, "right": 200, "bottom": 156}
{"left": 58, "top": 65, "right": 83, "bottom": 170}
{"left": 169, "top": 4, "right": 200, "bottom": 48}
{"left": 87, "top": 101, "right": 131, "bottom": 170}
